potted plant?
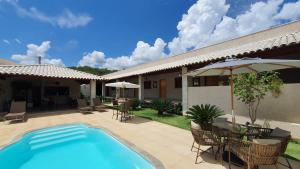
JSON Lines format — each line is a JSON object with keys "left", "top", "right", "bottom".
{"left": 187, "top": 104, "right": 224, "bottom": 130}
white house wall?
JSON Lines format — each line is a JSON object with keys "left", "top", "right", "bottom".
{"left": 187, "top": 84, "right": 300, "bottom": 124}
{"left": 143, "top": 72, "right": 182, "bottom": 101}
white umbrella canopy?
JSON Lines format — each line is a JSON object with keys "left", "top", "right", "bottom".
{"left": 105, "top": 81, "right": 140, "bottom": 99}
{"left": 186, "top": 57, "right": 300, "bottom": 124}
{"left": 187, "top": 58, "right": 300, "bottom": 76}
{"left": 105, "top": 81, "right": 140, "bottom": 88}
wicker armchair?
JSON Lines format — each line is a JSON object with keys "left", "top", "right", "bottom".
{"left": 119, "top": 101, "right": 133, "bottom": 122}
{"left": 191, "top": 126, "right": 223, "bottom": 164}
{"left": 112, "top": 100, "right": 121, "bottom": 119}
{"left": 229, "top": 138, "right": 281, "bottom": 169}
{"left": 245, "top": 125, "right": 273, "bottom": 140}
{"left": 269, "top": 133, "right": 292, "bottom": 169}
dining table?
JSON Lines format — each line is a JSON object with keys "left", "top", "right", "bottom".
{"left": 212, "top": 122, "right": 248, "bottom": 167}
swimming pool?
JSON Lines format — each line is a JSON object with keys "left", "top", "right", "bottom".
{"left": 0, "top": 124, "right": 155, "bottom": 169}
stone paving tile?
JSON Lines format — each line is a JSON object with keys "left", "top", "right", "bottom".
{"left": 0, "top": 109, "right": 299, "bottom": 169}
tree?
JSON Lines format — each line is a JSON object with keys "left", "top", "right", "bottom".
{"left": 69, "top": 66, "right": 116, "bottom": 76}
{"left": 233, "top": 71, "right": 283, "bottom": 124}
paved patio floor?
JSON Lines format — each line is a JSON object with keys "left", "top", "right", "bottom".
{"left": 0, "top": 109, "right": 299, "bottom": 169}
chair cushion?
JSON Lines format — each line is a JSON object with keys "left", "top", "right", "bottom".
{"left": 253, "top": 139, "right": 281, "bottom": 145}
{"left": 270, "top": 127, "right": 291, "bottom": 138}
{"left": 79, "top": 107, "right": 92, "bottom": 111}
{"left": 5, "top": 112, "right": 25, "bottom": 118}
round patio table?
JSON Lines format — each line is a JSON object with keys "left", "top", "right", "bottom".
{"left": 212, "top": 122, "right": 246, "bottom": 167}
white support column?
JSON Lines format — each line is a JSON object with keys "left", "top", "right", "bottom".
{"left": 138, "top": 75, "right": 144, "bottom": 101}
{"left": 90, "top": 80, "right": 96, "bottom": 106}
{"left": 116, "top": 79, "right": 120, "bottom": 99}
{"left": 101, "top": 81, "right": 105, "bottom": 97}
{"left": 182, "top": 67, "right": 188, "bottom": 114}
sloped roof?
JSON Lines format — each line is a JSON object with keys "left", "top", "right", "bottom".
{"left": 0, "top": 64, "right": 103, "bottom": 80}
{"left": 102, "top": 20, "right": 300, "bottom": 80}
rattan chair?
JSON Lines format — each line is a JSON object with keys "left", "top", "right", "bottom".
{"left": 245, "top": 125, "right": 273, "bottom": 140}
{"left": 269, "top": 130, "right": 293, "bottom": 169}
{"left": 77, "top": 99, "right": 93, "bottom": 113}
{"left": 229, "top": 138, "right": 281, "bottom": 169}
{"left": 112, "top": 100, "right": 121, "bottom": 119}
{"left": 119, "top": 101, "right": 132, "bottom": 122}
{"left": 93, "top": 97, "right": 106, "bottom": 112}
{"left": 190, "top": 126, "right": 223, "bottom": 164}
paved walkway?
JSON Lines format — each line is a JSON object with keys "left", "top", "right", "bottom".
{"left": 0, "top": 109, "right": 299, "bottom": 169}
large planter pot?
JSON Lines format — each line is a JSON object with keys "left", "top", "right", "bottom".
{"left": 191, "top": 121, "right": 201, "bottom": 130}
{"left": 200, "top": 122, "right": 212, "bottom": 131}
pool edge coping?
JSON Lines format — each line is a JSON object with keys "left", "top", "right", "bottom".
{"left": 0, "top": 123, "right": 165, "bottom": 169}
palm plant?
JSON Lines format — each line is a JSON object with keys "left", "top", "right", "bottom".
{"left": 152, "top": 99, "right": 174, "bottom": 115}
{"left": 187, "top": 104, "right": 224, "bottom": 130}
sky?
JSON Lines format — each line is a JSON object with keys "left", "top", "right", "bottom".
{"left": 0, "top": 0, "right": 300, "bottom": 70}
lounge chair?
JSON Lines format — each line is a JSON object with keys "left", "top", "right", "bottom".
{"left": 77, "top": 99, "right": 93, "bottom": 113}
{"left": 93, "top": 98, "right": 106, "bottom": 112}
{"left": 4, "top": 101, "right": 27, "bottom": 123}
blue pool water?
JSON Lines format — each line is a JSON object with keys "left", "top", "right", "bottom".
{"left": 0, "top": 124, "right": 155, "bottom": 169}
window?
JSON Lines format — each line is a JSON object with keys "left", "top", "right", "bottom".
{"left": 205, "top": 76, "right": 219, "bottom": 86}
{"left": 144, "top": 81, "right": 151, "bottom": 89}
{"left": 174, "top": 77, "right": 182, "bottom": 88}
{"left": 192, "top": 76, "right": 225, "bottom": 87}
{"left": 192, "top": 77, "right": 201, "bottom": 86}
{"left": 153, "top": 81, "right": 157, "bottom": 88}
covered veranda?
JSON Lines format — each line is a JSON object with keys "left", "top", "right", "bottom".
{"left": 0, "top": 64, "right": 103, "bottom": 113}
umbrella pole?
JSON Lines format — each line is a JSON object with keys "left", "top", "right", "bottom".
{"left": 230, "top": 68, "right": 236, "bottom": 125}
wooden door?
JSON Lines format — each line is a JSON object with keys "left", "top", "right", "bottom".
{"left": 159, "top": 79, "right": 167, "bottom": 99}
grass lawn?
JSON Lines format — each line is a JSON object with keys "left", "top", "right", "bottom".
{"left": 132, "top": 108, "right": 191, "bottom": 130}
{"left": 132, "top": 108, "right": 300, "bottom": 161}
{"left": 285, "top": 140, "right": 300, "bottom": 161}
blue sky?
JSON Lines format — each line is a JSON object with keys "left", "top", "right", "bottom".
{"left": 0, "top": 0, "right": 300, "bottom": 69}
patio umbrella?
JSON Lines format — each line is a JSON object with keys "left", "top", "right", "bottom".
{"left": 105, "top": 81, "right": 140, "bottom": 98}
{"left": 186, "top": 57, "right": 300, "bottom": 123}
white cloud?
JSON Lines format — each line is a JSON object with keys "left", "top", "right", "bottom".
{"left": 234, "top": 0, "right": 283, "bottom": 35}
{"left": 4, "top": 0, "right": 92, "bottom": 28}
{"left": 168, "top": 0, "right": 300, "bottom": 55}
{"left": 56, "top": 10, "right": 92, "bottom": 28}
{"left": 77, "top": 0, "right": 300, "bottom": 70}
{"left": 15, "top": 38, "right": 21, "bottom": 44}
{"left": 103, "top": 38, "right": 166, "bottom": 70}
{"left": 78, "top": 38, "right": 167, "bottom": 70}
{"left": 274, "top": 0, "right": 300, "bottom": 20}
{"left": 2, "top": 39, "right": 10, "bottom": 45}
{"left": 11, "top": 41, "right": 65, "bottom": 66}
{"left": 168, "top": 0, "right": 230, "bottom": 55}
{"left": 78, "top": 51, "right": 106, "bottom": 67}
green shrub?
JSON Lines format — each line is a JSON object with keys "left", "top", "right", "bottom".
{"left": 169, "top": 102, "right": 182, "bottom": 115}
{"left": 152, "top": 99, "right": 174, "bottom": 115}
{"left": 130, "top": 99, "right": 141, "bottom": 110}
{"left": 187, "top": 104, "right": 223, "bottom": 130}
